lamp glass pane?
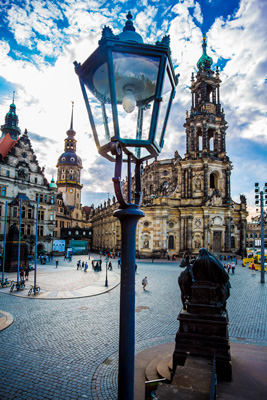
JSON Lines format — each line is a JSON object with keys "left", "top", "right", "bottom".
{"left": 112, "top": 52, "right": 160, "bottom": 105}
{"left": 112, "top": 51, "right": 160, "bottom": 150}
{"left": 154, "top": 68, "right": 173, "bottom": 148}
{"left": 83, "top": 84, "right": 114, "bottom": 147}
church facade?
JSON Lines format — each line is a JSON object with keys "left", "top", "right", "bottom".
{"left": 90, "top": 37, "right": 248, "bottom": 258}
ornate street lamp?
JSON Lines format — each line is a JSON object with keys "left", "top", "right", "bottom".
{"left": 74, "top": 12, "right": 178, "bottom": 400}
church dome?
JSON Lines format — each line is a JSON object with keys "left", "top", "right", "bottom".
{"left": 57, "top": 151, "right": 82, "bottom": 167}
{"left": 49, "top": 178, "right": 57, "bottom": 188}
{"left": 197, "top": 35, "right": 213, "bottom": 70}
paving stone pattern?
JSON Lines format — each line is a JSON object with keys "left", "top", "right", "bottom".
{"left": 0, "top": 260, "right": 266, "bottom": 399}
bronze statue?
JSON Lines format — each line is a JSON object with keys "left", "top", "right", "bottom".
{"left": 178, "top": 248, "right": 230, "bottom": 311}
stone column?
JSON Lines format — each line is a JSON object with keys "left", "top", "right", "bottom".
{"left": 187, "top": 216, "right": 193, "bottom": 252}
{"left": 180, "top": 217, "right": 185, "bottom": 252}
{"left": 202, "top": 124, "right": 208, "bottom": 152}
{"left": 203, "top": 215, "right": 209, "bottom": 249}
{"left": 204, "top": 164, "right": 209, "bottom": 198}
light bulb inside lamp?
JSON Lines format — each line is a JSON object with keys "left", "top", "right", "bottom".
{"left": 122, "top": 88, "right": 136, "bottom": 113}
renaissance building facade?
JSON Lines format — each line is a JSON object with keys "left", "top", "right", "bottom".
{"left": 90, "top": 37, "right": 248, "bottom": 258}
{"left": 0, "top": 101, "right": 57, "bottom": 257}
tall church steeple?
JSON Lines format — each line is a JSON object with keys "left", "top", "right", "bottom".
{"left": 1, "top": 93, "right": 21, "bottom": 140}
{"left": 184, "top": 36, "right": 227, "bottom": 161}
{"left": 56, "top": 102, "right": 83, "bottom": 208}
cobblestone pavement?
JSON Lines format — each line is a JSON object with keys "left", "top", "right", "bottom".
{"left": 0, "top": 259, "right": 266, "bottom": 399}
{"left": 0, "top": 255, "right": 120, "bottom": 299}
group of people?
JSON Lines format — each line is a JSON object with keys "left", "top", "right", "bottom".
{"left": 19, "top": 265, "right": 30, "bottom": 282}
{"left": 76, "top": 260, "right": 88, "bottom": 271}
{"left": 224, "top": 261, "right": 236, "bottom": 274}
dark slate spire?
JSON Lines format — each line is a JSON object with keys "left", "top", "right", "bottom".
{"left": 1, "top": 93, "right": 21, "bottom": 140}
{"left": 197, "top": 34, "right": 213, "bottom": 70}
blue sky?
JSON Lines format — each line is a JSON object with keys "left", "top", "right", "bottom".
{"left": 0, "top": 0, "right": 266, "bottom": 218}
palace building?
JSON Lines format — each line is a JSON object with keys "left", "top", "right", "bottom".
{"left": 90, "top": 37, "right": 248, "bottom": 258}
{"left": 0, "top": 101, "right": 57, "bottom": 259}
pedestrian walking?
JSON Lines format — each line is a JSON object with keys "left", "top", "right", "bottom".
{"left": 252, "top": 263, "right": 256, "bottom": 276}
{"left": 226, "top": 263, "right": 231, "bottom": 274}
{"left": 84, "top": 262, "right": 88, "bottom": 272}
{"left": 25, "top": 266, "right": 30, "bottom": 281}
{"left": 82, "top": 261, "right": 84, "bottom": 270}
{"left": 20, "top": 267, "right": 25, "bottom": 282}
{"left": 118, "top": 258, "right": 121, "bottom": 268}
{"left": 77, "top": 261, "right": 80, "bottom": 270}
{"left": 231, "top": 261, "right": 235, "bottom": 274}
{"left": 56, "top": 259, "right": 59, "bottom": 268}
{"left": 135, "top": 263, "right": 137, "bottom": 272}
{"left": 142, "top": 276, "right": 148, "bottom": 291}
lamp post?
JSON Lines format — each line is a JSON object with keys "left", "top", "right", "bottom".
{"left": 74, "top": 12, "right": 178, "bottom": 399}
{"left": 255, "top": 183, "right": 266, "bottom": 283}
{"left": 105, "top": 256, "right": 109, "bottom": 287}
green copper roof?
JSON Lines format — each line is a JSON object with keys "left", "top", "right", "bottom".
{"left": 197, "top": 34, "right": 213, "bottom": 70}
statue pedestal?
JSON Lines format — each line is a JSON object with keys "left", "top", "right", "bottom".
{"left": 173, "top": 281, "right": 232, "bottom": 381}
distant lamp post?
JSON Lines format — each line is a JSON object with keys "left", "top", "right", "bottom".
{"left": 74, "top": 12, "right": 178, "bottom": 400}
{"left": 255, "top": 182, "right": 266, "bottom": 283}
{"left": 105, "top": 256, "right": 109, "bottom": 287}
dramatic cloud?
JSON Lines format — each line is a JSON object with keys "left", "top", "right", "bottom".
{"left": 0, "top": 0, "right": 266, "bottom": 217}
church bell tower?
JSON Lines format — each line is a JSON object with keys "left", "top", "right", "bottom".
{"left": 56, "top": 103, "right": 83, "bottom": 208}
{"left": 183, "top": 35, "right": 231, "bottom": 203}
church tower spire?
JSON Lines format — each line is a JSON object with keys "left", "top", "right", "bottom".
{"left": 1, "top": 93, "right": 21, "bottom": 140}
{"left": 184, "top": 35, "right": 227, "bottom": 160}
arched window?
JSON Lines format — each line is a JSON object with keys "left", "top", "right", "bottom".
{"left": 168, "top": 235, "right": 174, "bottom": 249}
{"left": 210, "top": 172, "right": 218, "bottom": 189}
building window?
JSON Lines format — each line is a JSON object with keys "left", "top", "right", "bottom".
{"left": 21, "top": 224, "right": 25, "bottom": 235}
{"left": 38, "top": 210, "right": 45, "bottom": 221}
{"left": 38, "top": 225, "right": 44, "bottom": 236}
{"left": 50, "top": 212, "right": 54, "bottom": 221}
{"left": 77, "top": 193, "right": 79, "bottom": 198}
{"left": 67, "top": 222, "right": 70, "bottom": 228}
{"left": 51, "top": 196, "right": 54, "bottom": 204}
{"left": 27, "top": 225, "right": 31, "bottom": 235}
{"left": 13, "top": 207, "right": 18, "bottom": 218}
{"left": 22, "top": 206, "right": 26, "bottom": 219}
{"left": 163, "top": 170, "right": 168, "bottom": 176}
{"left": 55, "top": 220, "right": 58, "bottom": 227}
{"left": 76, "top": 213, "right": 78, "bottom": 219}
{"left": 53, "top": 231, "right": 57, "bottom": 238}
{"left": 39, "top": 194, "right": 44, "bottom": 203}
{"left": 60, "top": 221, "right": 64, "bottom": 228}
{"left": 62, "top": 174, "right": 65, "bottom": 179}
{"left": 168, "top": 235, "right": 174, "bottom": 249}
{"left": 2, "top": 187, "right": 6, "bottom": 196}
{"left": 6, "top": 170, "right": 9, "bottom": 177}
{"left": 60, "top": 208, "right": 64, "bottom": 213}
{"left": 83, "top": 231, "right": 86, "bottom": 235}
{"left": 70, "top": 175, "right": 73, "bottom": 180}
{"left": 75, "top": 230, "right": 79, "bottom": 235}
{"left": 28, "top": 208, "right": 32, "bottom": 219}
{"left": 68, "top": 231, "right": 71, "bottom": 235}
{"left": 44, "top": 195, "right": 47, "bottom": 203}
{"left": 35, "top": 177, "right": 38, "bottom": 184}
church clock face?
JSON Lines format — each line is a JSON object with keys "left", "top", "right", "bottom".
{"left": 68, "top": 188, "right": 74, "bottom": 193}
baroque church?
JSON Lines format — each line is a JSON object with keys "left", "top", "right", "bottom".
{"left": 90, "top": 37, "right": 248, "bottom": 257}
